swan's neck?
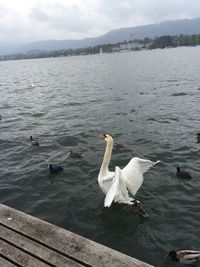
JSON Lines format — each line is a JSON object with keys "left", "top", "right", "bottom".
{"left": 99, "top": 139, "right": 113, "bottom": 179}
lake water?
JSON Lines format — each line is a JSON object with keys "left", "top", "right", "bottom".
{"left": 0, "top": 46, "right": 199, "bottom": 266}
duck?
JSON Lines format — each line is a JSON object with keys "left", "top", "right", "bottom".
{"left": 176, "top": 166, "right": 191, "bottom": 179}
{"left": 167, "top": 250, "right": 200, "bottom": 265}
{"left": 30, "top": 136, "right": 39, "bottom": 146}
{"left": 49, "top": 164, "right": 63, "bottom": 173}
{"left": 69, "top": 150, "right": 82, "bottom": 158}
{"left": 132, "top": 200, "right": 148, "bottom": 218}
{"left": 98, "top": 133, "right": 160, "bottom": 207}
{"left": 114, "top": 143, "right": 126, "bottom": 149}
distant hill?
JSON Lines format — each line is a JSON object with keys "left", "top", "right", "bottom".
{"left": 99, "top": 17, "right": 200, "bottom": 42}
{"left": 2, "top": 17, "right": 200, "bottom": 55}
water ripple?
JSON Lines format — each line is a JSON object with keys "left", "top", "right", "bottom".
{"left": 0, "top": 49, "right": 200, "bottom": 266}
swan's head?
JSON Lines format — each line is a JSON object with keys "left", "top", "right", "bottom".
{"left": 99, "top": 133, "right": 113, "bottom": 142}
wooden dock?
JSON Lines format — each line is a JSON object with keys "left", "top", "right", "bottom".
{"left": 0, "top": 203, "right": 154, "bottom": 267}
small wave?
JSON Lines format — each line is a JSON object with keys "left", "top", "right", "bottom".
{"left": 67, "top": 102, "right": 86, "bottom": 107}
{"left": 171, "top": 92, "right": 188, "bottom": 96}
{"left": 176, "top": 145, "right": 191, "bottom": 152}
{"left": 114, "top": 97, "right": 123, "bottom": 101}
{"left": 160, "top": 120, "right": 171, "bottom": 124}
{"left": 32, "top": 113, "right": 45, "bottom": 118}
{"left": 147, "top": 118, "right": 157, "bottom": 122}
{"left": 135, "top": 138, "right": 150, "bottom": 144}
{"left": 166, "top": 79, "right": 179, "bottom": 82}
{"left": 169, "top": 117, "right": 179, "bottom": 121}
{"left": 115, "top": 112, "right": 127, "bottom": 115}
{"left": 89, "top": 99, "right": 102, "bottom": 103}
{"left": 55, "top": 135, "right": 79, "bottom": 146}
{"left": 147, "top": 117, "right": 173, "bottom": 124}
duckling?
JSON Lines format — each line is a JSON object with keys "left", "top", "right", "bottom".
{"left": 114, "top": 143, "right": 126, "bottom": 149}
{"left": 69, "top": 150, "right": 82, "bottom": 158}
{"left": 30, "top": 136, "right": 39, "bottom": 146}
{"left": 167, "top": 250, "right": 200, "bottom": 265}
{"left": 176, "top": 166, "right": 191, "bottom": 179}
{"left": 49, "top": 164, "right": 63, "bottom": 174}
{"left": 132, "top": 200, "right": 148, "bottom": 218}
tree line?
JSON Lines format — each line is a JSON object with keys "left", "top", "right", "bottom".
{"left": 1, "top": 33, "right": 200, "bottom": 61}
{"left": 147, "top": 34, "right": 200, "bottom": 49}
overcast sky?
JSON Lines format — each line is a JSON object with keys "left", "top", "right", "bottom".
{"left": 0, "top": 0, "right": 200, "bottom": 45}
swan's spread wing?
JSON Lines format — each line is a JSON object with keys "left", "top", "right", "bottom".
{"left": 104, "top": 169, "right": 119, "bottom": 207}
{"left": 136, "top": 158, "right": 160, "bottom": 174}
{"left": 122, "top": 157, "right": 160, "bottom": 195}
{"left": 104, "top": 166, "right": 128, "bottom": 207}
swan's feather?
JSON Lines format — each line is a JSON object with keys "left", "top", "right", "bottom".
{"left": 104, "top": 166, "right": 130, "bottom": 207}
{"left": 104, "top": 167, "right": 120, "bottom": 207}
{"left": 117, "top": 167, "right": 130, "bottom": 201}
{"left": 140, "top": 159, "right": 160, "bottom": 172}
{"left": 102, "top": 172, "right": 115, "bottom": 182}
{"left": 131, "top": 158, "right": 160, "bottom": 174}
{"left": 122, "top": 157, "right": 159, "bottom": 195}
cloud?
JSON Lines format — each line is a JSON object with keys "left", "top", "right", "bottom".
{"left": 30, "top": 8, "right": 50, "bottom": 22}
{"left": 0, "top": 0, "right": 200, "bottom": 45}
{"left": 29, "top": 2, "right": 100, "bottom": 38}
{"left": 0, "top": 5, "right": 8, "bottom": 19}
{"left": 98, "top": 0, "right": 200, "bottom": 27}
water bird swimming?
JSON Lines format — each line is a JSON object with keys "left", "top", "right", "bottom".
{"left": 167, "top": 250, "right": 200, "bottom": 265}
{"left": 69, "top": 150, "right": 83, "bottom": 158}
{"left": 176, "top": 166, "right": 191, "bottom": 179}
{"left": 196, "top": 133, "right": 200, "bottom": 143}
{"left": 132, "top": 200, "right": 148, "bottom": 218}
{"left": 30, "top": 136, "right": 39, "bottom": 146}
{"left": 114, "top": 143, "right": 126, "bottom": 149}
{"left": 49, "top": 164, "right": 63, "bottom": 173}
{"left": 98, "top": 133, "right": 160, "bottom": 207}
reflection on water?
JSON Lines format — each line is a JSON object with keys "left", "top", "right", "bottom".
{"left": 0, "top": 46, "right": 200, "bottom": 266}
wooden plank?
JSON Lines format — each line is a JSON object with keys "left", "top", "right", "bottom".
{"left": 0, "top": 204, "right": 154, "bottom": 267}
{"left": 0, "top": 239, "right": 49, "bottom": 267}
{"left": 0, "top": 224, "right": 84, "bottom": 267}
{"left": 0, "top": 256, "right": 17, "bottom": 267}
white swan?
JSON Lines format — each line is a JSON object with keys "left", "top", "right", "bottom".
{"left": 98, "top": 133, "right": 159, "bottom": 207}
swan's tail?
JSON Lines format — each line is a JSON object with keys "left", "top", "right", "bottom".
{"left": 104, "top": 166, "right": 120, "bottom": 208}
